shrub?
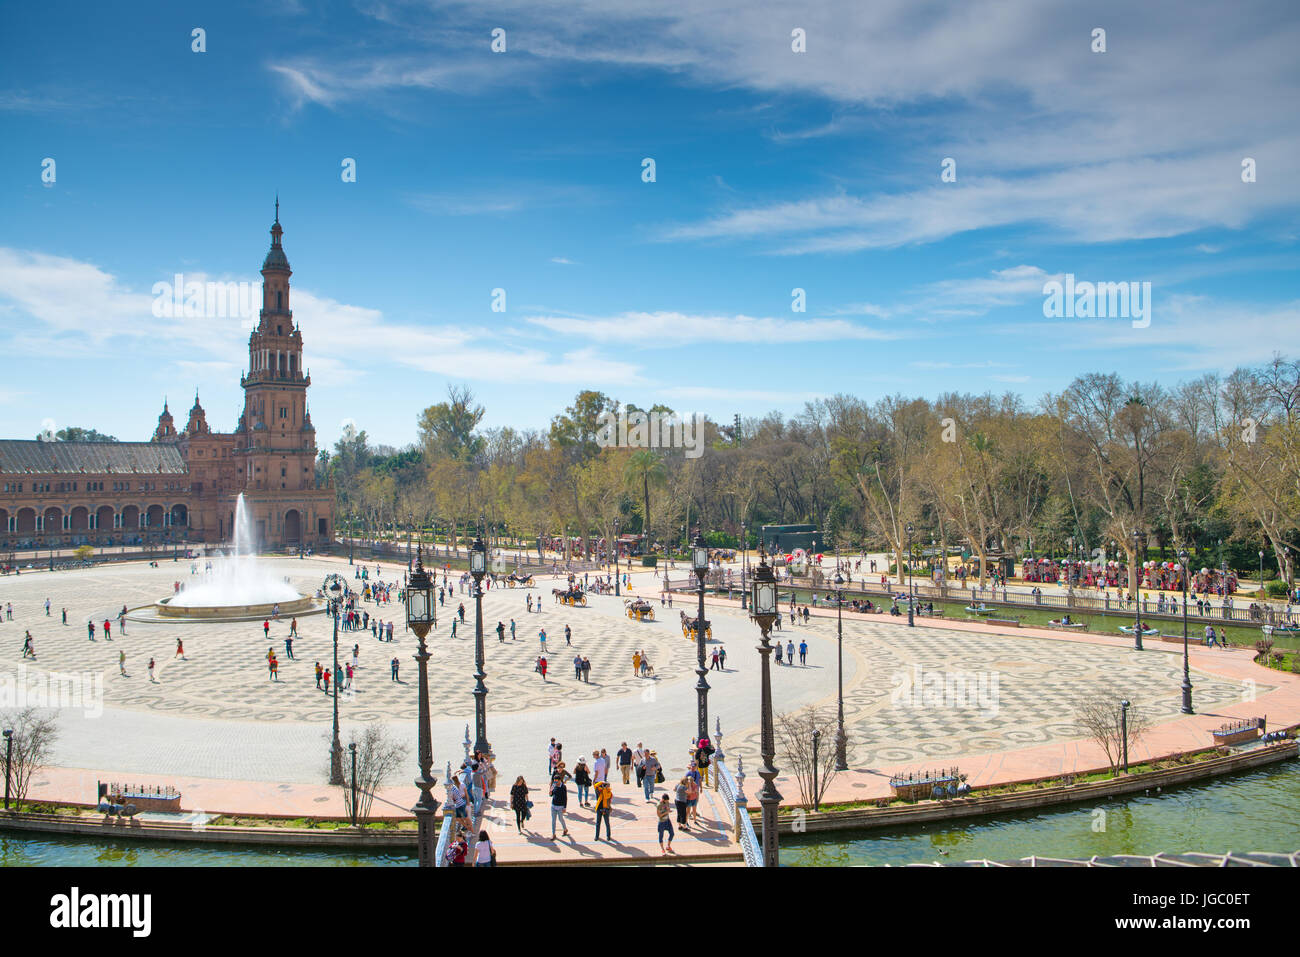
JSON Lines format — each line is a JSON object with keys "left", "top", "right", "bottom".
{"left": 1265, "top": 581, "right": 1290, "bottom": 598}
{"left": 640, "top": 555, "right": 658, "bottom": 568}
{"left": 73, "top": 545, "right": 93, "bottom": 562}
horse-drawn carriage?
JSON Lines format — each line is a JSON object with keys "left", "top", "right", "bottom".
{"left": 554, "top": 586, "right": 587, "bottom": 607}
{"left": 626, "top": 598, "right": 655, "bottom": 622}
{"left": 506, "top": 571, "right": 535, "bottom": 588}
{"left": 680, "top": 610, "right": 712, "bottom": 640}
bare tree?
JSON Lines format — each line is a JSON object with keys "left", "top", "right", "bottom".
{"left": 1072, "top": 688, "right": 1151, "bottom": 777}
{"left": 340, "top": 723, "right": 409, "bottom": 825}
{"left": 1, "top": 707, "right": 60, "bottom": 810}
{"left": 775, "top": 706, "right": 847, "bottom": 806}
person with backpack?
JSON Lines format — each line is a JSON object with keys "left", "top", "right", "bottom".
{"left": 573, "top": 757, "right": 593, "bottom": 807}
{"left": 694, "top": 737, "right": 714, "bottom": 787}
{"left": 445, "top": 829, "right": 468, "bottom": 867}
{"left": 593, "top": 780, "right": 613, "bottom": 842}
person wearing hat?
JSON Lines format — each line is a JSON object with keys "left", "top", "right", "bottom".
{"left": 574, "top": 756, "right": 593, "bottom": 807}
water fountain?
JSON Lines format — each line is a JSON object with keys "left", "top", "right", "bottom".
{"left": 155, "top": 494, "right": 316, "bottom": 620}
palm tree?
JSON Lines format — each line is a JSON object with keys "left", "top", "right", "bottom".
{"left": 624, "top": 449, "right": 667, "bottom": 547}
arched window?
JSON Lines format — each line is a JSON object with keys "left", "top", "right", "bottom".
{"left": 276, "top": 291, "right": 282, "bottom": 310}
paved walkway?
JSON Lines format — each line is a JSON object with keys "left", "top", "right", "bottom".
{"left": 5, "top": 556, "right": 1298, "bottom": 831}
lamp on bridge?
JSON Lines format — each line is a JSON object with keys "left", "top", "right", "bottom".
{"left": 749, "top": 548, "right": 781, "bottom": 867}
{"left": 405, "top": 547, "right": 439, "bottom": 866}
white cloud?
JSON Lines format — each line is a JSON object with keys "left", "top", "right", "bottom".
{"left": 522, "top": 309, "right": 903, "bottom": 345}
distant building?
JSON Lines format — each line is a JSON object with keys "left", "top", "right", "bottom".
{"left": 0, "top": 207, "right": 333, "bottom": 552}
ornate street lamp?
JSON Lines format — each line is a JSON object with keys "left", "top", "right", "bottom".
{"left": 328, "top": 584, "right": 344, "bottom": 786}
{"left": 1132, "top": 529, "right": 1144, "bottom": 650}
{"left": 740, "top": 519, "right": 748, "bottom": 610}
{"left": 905, "top": 523, "right": 915, "bottom": 627}
{"left": 749, "top": 548, "right": 782, "bottom": 867}
{"left": 3, "top": 728, "right": 12, "bottom": 810}
{"left": 692, "top": 532, "right": 711, "bottom": 741}
{"left": 348, "top": 742, "right": 358, "bottom": 828}
{"left": 1178, "top": 546, "right": 1194, "bottom": 714}
{"left": 404, "top": 546, "right": 440, "bottom": 866}
{"left": 1260, "top": 549, "right": 1266, "bottom": 601}
{"left": 470, "top": 526, "right": 490, "bottom": 756}
{"left": 1120, "top": 699, "right": 1131, "bottom": 773}
{"left": 833, "top": 569, "right": 848, "bottom": 771}
{"left": 614, "top": 518, "right": 621, "bottom": 597}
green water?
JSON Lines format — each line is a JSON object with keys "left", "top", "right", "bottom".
{"left": 784, "top": 758, "right": 1300, "bottom": 866}
{"left": 3, "top": 760, "right": 1296, "bottom": 866}
{"left": 0, "top": 835, "right": 416, "bottom": 867}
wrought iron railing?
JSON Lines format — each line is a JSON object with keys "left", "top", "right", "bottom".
{"left": 715, "top": 755, "right": 762, "bottom": 868}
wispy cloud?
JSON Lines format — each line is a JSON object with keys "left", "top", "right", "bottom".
{"left": 522, "top": 310, "right": 905, "bottom": 345}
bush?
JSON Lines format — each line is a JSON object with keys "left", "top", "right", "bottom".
{"left": 640, "top": 555, "right": 657, "bottom": 568}
{"left": 1265, "top": 581, "right": 1289, "bottom": 598}
{"left": 73, "top": 545, "right": 93, "bottom": 562}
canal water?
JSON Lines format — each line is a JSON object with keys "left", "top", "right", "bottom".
{"left": 3, "top": 759, "right": 1296, "bottom": 866}
{"left": 784, "top": 757, "right": 1300, "bottom": 866}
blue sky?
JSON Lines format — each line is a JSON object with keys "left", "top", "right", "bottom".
{"left": 1, "top": 0, "right": 1298, "bottom": 449}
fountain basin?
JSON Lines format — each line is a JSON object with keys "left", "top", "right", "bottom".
{"left": 155, "top": 593, "right": 318, "bottom": 621}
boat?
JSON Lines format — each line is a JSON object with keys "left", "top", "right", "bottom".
{"left": 1047, "top": 617, "right": 1088, "bottom": 630}
{"left": 1118, "top": 624, "right": 1160, "bottom": 637}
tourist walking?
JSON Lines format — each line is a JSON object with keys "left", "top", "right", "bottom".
{"left": 269, "top": 653, "right": 279, "bottom": 681}
{"left": 674, "top": 777, "right": 691, "bottom": 829}
{"left": 595, "top": 748, "right": 609, "bottom": 782}
{"left": 539, "top": 628, "right": 548, "bottom": 654}
{"left": 799, "top": 640, "right": 807, "bottom": 665}
{"left": 642, "top": 750, "right": 662, "bottom": 801}
{"left": 536, "top": 655, "right": 548, "bottom": 681}
{"left": 617, "top": 742, "right": 633, "bottom": 785}
{"left": 718, "top": 646, "right": 726, "bottom": 669}
{"left": 510, "top": 776, "right": 531, "bottom": 832}
{"left": 285, "top": 635, "right": 294, "bottom": 660}
{"left": 593, "top": 780, "right": 613, "bottom": 841}
{"left": 103, "top": 619, "right": 111, "bottom": 641}
{"left": 786, "top": 640, "right": 795, "bottom": 664}
{"left": 574, "top": 757, "right": 593, "bottom": 807}
{"left": 322, "top": 667, "right": 331, "bottom": 694}
{"left": 148, "top": 657, "right": 156, "bottom": 683}
{"left": 510, "top": 618, "right": 516, "bottom": 640}
{"left": 263, "top": 619, "right": 270, "bottom": 640}
{"left": 118, "top": 650, "right": 126, "bottom": 676}
{"left": 391, "top": 657, "right": 400, "bottom": 680}
{"left": 582, "top": 657, "right": 591, "bottom": 683}
{"left": 315, "top": 661, "right": 322, "bottom": 687}
{"left": 176, "top": 638, "right": 185, "bottom": 659}
{"left": 573, "top": 653, "right": 584, "bottom": 679}
{"left": 496, "top": 621, "right": 505, "bottom": 642}
{"left": 474, "top": 830, "right": 496, "bottom": 867}
{"left": 549, "top": 770, "right": 570, "bottom": 839}
{"left": 289, "top": 617, "right": 298, "bottom": 637}
{"left": 21, "top": 631, "right": 35, "bottom": 659}
{"left": 656, "top": 794, "right": 674, "bottom": 855}
{"left": 564, "top": 623, "right": 572, "bottom": 645}
{"left": 632, "top": 650, "right": 641, "bottom": 676}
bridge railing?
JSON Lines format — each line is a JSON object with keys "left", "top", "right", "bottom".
{"left": 714, "top": 755, "right": 762, "bottom": 868}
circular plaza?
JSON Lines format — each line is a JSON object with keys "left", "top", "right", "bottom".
{"left": 0, "top": 555, "right": 1286, "bottom": 803}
